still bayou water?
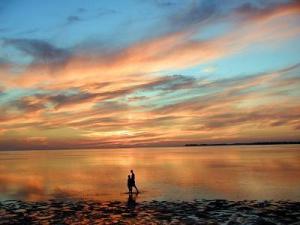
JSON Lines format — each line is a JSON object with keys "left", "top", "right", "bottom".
{"left": 0, "top": 145, "right": 299, "bottom": 202}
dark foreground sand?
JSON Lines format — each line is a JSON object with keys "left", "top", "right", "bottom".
{"left": 1, "top": 199, "right": 300, "bottom": 225}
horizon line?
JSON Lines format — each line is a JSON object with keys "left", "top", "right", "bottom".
{"left": 1, "top": 140, "right": 300, "bottom": 151}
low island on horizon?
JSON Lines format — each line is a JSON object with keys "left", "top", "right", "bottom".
{"left": 184, "top": 141, "right": 300, "bottom": 147}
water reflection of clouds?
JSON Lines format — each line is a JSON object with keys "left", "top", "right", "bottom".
{"left": 0, "top": 146, "right": 300, "bottom": 201}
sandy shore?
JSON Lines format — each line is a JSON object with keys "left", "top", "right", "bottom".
{"left": 1, "top": 199, "right": 299, "bottom": 224}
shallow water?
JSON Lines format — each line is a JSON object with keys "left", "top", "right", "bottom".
{"left": 0, "top": 145, "right": 299, "bottom": 202}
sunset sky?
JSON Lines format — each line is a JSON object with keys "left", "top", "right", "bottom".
{"left": 0, "top": 0, "right": 300, "bottom": 150}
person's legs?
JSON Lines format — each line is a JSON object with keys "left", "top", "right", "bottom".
{"left": 128, "top": 185, "right": 132, "bottom": 194}
{"left": 133, "top": 185, "right": 139, "bottom": 193}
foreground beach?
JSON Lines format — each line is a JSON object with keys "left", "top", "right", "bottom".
{"left": 1, "top": 199, "right": 299, "bottom": 224}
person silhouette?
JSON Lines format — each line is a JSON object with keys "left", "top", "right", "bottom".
{"left": 130, "top": 170, "right": 139, "bottom": 193}
{"left": 127, "top": 175, "right": 133, "bottom": 194}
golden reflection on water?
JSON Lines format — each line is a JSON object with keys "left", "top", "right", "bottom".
{"left": 0, "top": 145, "right": 300, "bottom": 202}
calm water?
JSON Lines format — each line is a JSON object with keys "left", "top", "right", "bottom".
{"left": 0, "top": 145, "right": 299, "bottom": 202}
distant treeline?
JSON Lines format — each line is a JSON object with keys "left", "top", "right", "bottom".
{"left": 184, "top": 141, "right": 300, "bottom": 147}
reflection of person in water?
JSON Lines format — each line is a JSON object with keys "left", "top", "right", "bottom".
{"left": 127, "top": 193, "right": 138, "bottom": 209}
{"left": 130, "top": 170, "right": 139, "bottom": 193}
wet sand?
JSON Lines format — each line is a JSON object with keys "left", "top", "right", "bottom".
{"left": 1, "top": 199, "right": 299, "bottom": 224}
